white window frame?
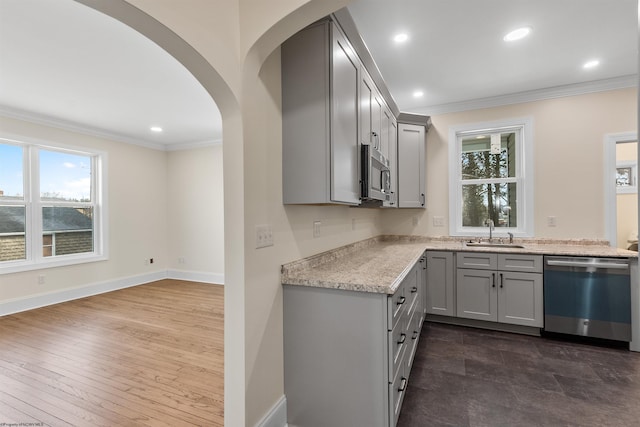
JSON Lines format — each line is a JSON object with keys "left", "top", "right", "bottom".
{"left": 448, "top": 117, "right": 534, "bottom": 237}
{"left": 0, "top": 135, "right": 108, "bottom": 274}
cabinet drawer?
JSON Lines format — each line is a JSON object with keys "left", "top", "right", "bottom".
{"left": 389, "top": 362, "right": 408, "bottom": 427}
{"left": 388, "top": 317, "right": 407, "bottom": 380}
{"left": 387, "top": 284, "right": 407, "bottom": 330}
{"left": 457, "top": 252, "right": 497, "bottom": 270}
{"left": 498, "top": 254, "right": 543, "bottom": 273}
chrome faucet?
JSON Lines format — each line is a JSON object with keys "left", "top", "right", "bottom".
{"left": 485, "top": 219, "right": 494, "bottom": 242}
{"left": 508, "top": 232, "right": 514, "bottom": 244}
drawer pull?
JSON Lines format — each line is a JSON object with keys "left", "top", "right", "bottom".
{"left": 412, "top": 330, "right": 419, "bottom": 340}
{"left": 491, "top": 272, "right": 496, "bottom": 288}
{"left": 411, "top": 286, "right": 418, "bottom": 293}
{"left": 397, "top": 333, "right": 406, "bottom": 345}
{"left": 499, "top": 273, "right": 503, "bottom": 288}
{"left": 398, "top": 377, "right": 407, "bottom": 392}
{"left": 397, "top": 296, "right": 406, "bottom": 306}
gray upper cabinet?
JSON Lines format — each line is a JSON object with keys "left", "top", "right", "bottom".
{"left": 282, "top": 20, "right": 360, "bottom": 205}
{"left": 384, "top": 115, "right": 398, "bottom": 207}
{"left": 397, "top": 123, "right": 426, "bottom": 208}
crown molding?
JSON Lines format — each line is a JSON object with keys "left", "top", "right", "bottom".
{"left": 0, "top": 105, "right": 219, "bottom": 151}
{"left": 412, "top": 75, "right": 638, "bottom": 116}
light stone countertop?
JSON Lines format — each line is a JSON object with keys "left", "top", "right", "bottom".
{"left": 281, "top": 235, "right": 638, "bottom": 295}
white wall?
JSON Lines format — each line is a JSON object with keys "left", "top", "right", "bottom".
{"left": 167, "top": 145, "right": 224, "bottom": 280}
{"left": 382, "top": 88, "right": 638, "bottom": 240}
{"left": 0, "top": 115, "right": 168, "bottom": 302}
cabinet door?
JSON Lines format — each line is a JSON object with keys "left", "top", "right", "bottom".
{"left": 372, "top": 94, "right": 383, "bottom": 150}
{"left": 426, "top": 251, "right": 455, "bottom": 316}
{"left": 380, "top": 107, "right": 391, "bottom": 159}
{"left": 397, "top": 123, "right": 426, "bottom": 208}
{"left": 330, "top": 27, "right": 360, "bottom": 205}
{"left": 456, "top": 269, "right": 498, "bottom": 321}
{"left": 383, "top": 117, "right": 398, "bottom": 207}
{"left": 360, "top": 70, "right": 373, "bottom": 146}
{"left": 498, "top": 272, "right": 543, "bottom": 327}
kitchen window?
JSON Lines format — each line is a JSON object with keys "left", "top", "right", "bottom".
{"left": 448, "top": 117, "right": 533, "bottom": 237}
{"left": 0, "top": 138, "right": 107, "bottom": 273}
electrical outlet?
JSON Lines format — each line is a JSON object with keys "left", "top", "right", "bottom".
{"left": 433, "top": 216, "right": 445, "bottom": 227}
{"left": 412, "top": 216, "right": 419, "bottom": 226}
{"left": 178, "top": 257, "right": 186, "bottom": 264}
{"left": 313, "top": 221, "right": 321, "bottom": 238}
{"left": 256, "top": 224, "right": 274, "bottom": 248}
{"left": 37, "top": 275, "right": 45, "bottom": 285}
{"left": 351, "top": 218, "right": 356, "bottom": 231}
{"left": 547, "top": 216, "right": 557, "bottom": 227}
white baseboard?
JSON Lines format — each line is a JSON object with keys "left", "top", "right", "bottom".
{"left": 167, "top": 269, "right": 224, "bottom": 285}
{"left": 0, "top": 271, "right": 166, "bottom": 316}
{"left": 255, "top": 395, "right": 287, "bottom": 427}
{"left": 0, "top": 269, "right": 225, "bottom": 316}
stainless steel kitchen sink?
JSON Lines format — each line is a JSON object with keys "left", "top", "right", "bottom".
{"left": 465, "top": 242, "right": 525, "bottom": 249}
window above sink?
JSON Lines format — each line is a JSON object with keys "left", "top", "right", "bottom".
{"left": 448, "top": 117, "right": 534, "bottom": 238}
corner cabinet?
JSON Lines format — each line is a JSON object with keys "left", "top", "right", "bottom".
{"left": 282, "top": 20, "right": 360, "bottom": 205}
{"left": 283, "top": 259, "right": 425, "bottom": 427}
{"left": 425, "top": 251, "right": 455, "bottom": 316}
{"left": 456, "top": 252, "right": 543, "bottom": 327}
{"left": 397, "top": 123, "right": 426, "bottom": 208}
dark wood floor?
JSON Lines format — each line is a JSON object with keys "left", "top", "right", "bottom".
{"left": 0, "top": 279, "right": 224, "bottom": 426}
{"left": 399, "top": 322, "right": 640, "bottom": 427}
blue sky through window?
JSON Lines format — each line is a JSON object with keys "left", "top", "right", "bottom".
{"left": 0, "top": 143, "right": 23, "bottom": 198}
{"left": 0, "top": 143, "right": 92, "bottom": 201}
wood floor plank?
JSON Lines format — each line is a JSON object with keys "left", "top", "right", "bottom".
{"left": 0, "top": 279, "right": 224, "bottom": 426}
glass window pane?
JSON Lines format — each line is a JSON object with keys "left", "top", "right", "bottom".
{"left": 43, "top": 206, "right": 94, "bottom": 256}
{"left": 461, "top": 132, "right": 516, "bottom": 180}
{"left": 0, "top": 205, "right": 26, "bottom": 261}
{"left": 40, "top": 150, "right": 92, "bottom": 202}
{"left": 0, "top": 143, "right": 24, "bottom": 200}
{"left": 462, "top": 183, "right": 517, "bottom": 228}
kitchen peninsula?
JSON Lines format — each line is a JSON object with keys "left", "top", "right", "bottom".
{"left": 281, "top": 235, "right": 638, "bottom": 427}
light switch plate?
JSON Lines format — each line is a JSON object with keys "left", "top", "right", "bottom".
{"left": 313, "top": 221, "right": 321, "bottom": 238}
{"left": 547, "top": 216, "right": 557, "bottom": 227}
{"left": 433, "top": 216, "right": 445, "bottom": 227}
{"left": 256, "top": 224, "right": 274, "bottom": 248}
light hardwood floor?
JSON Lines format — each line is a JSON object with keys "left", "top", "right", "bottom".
{"left": 0, "top": 279, "right": 224, "bottom": 426}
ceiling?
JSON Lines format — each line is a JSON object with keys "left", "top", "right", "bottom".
{"left": 0, "top": 0, "right": 637, "bottom": 150}
{"left": 347, "top": 0, "right": 638, "bottom": 115}
{"left": 0, "top": 0, "right": 222, "bottom": 150}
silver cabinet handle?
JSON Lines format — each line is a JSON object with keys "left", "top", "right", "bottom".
{"left": 546, "top": 259, "right": 629, "bottom": 269}
{"left": 398, "top": 378, "right": 407, "bottom": 392}
{"left": 397, "top": 296, "right": 406, "bottom": 305}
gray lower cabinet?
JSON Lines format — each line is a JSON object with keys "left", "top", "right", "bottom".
{"left": 283, "top": 260, "right": 424, "bottom": 427}
{"left": 456, "top": 252, "right": 543, "bottom": 327}
{"left": 282, "top": 19, "right": 360, "bottom": 205}
{"left": 425, "top": 251, "right": 455, "bottom": 316}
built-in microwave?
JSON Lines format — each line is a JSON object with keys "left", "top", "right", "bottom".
{"left": 361, "top": 144, "right": 392, "bottom": 203}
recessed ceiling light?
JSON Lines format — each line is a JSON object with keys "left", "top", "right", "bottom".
{"left": 503, "top": 27, "right": 532, "bottom": 42}
{"left": 393, "top": 33, "right": 409, "bottom": 43}
{"left": 583, "top": 59, "right": 600, "bottom": 69}
{"left": 413, "top": 90, "right": 424, "bottom": 98}
{"left": 150, "top": 126, "right": 163, "bottom": 133}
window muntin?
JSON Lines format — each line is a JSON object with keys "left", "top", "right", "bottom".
{"left": 0, "top": 139, "right": 104, "bottom": 272}
{"left": 449, "top": 118, "right": 533, "bottom": 237}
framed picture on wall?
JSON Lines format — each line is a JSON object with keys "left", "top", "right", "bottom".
{"left": 617, "top": 161, "right": 637, "bottom": 194}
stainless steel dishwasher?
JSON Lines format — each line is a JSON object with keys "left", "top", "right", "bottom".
{"left": 544, "top": 256, "right": 631, "bottom": 342}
